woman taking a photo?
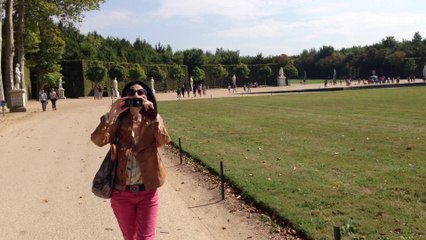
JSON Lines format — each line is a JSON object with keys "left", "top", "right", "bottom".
{"left": 91, "top": 80, "right": 170, "bottom": 240}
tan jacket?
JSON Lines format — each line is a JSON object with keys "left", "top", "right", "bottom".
{"left": 91, "top": 113, "right": 171, "bottom": 189}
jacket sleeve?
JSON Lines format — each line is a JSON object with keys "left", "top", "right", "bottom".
{"left": 90, "top": 113, "right": 118, "bottom": 147}
{"left": 149, "top": 114, "right": 171, "bottom": 147}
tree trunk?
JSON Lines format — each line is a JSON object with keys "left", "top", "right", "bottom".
{"left": 4, "top": 0, "right": 14, "bottom": 107}
{"left": 0, "top": 0, "right": 5, "bottom": 102}
{"left": 17, "top": 0, "right": 26, "bottom": 91}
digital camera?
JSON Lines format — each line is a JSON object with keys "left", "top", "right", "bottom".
{"left": 124, "top": 98, "right": 143, "bottom": 107}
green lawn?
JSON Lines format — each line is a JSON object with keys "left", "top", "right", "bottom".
{"left": 159, "top": 87, "right": 426, "bottom": 239}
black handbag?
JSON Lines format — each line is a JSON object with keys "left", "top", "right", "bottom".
{"left": 91, "top": 117, "right": 121, "bottom": 199}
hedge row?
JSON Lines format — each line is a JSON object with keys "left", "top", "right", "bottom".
{"left": 60, "top": 60, "right": 189, "bottom": 98}
{"left": 60, "top": 60, "right": 288, "bottom": 98}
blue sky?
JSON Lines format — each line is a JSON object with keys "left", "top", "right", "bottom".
{"left": 79, "top": 0, "right": 426, "bottom": 57}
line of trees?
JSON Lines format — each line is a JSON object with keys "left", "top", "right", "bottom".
{"left": 59, "top": 25, "right": 302, "bottom": 91}
{"left": 294, "top": 34, "right": 426, "bottom": 79}
{"left": 1, "top": 0, "right": 425, "bottom": 102}
{"left": 60, "top": 26, "right": 426, "bottom": 85}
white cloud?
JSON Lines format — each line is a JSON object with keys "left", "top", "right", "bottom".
{"left": 78, "top": 0, "right": 426, "bottom": 56}
{"left": 304, "top": 12, "right": 425, "bottom": 45}
{"left": 216, "top": 20, "right": 295, "bottom": 38}
{"left": 80, "top": 9, "right": 139, "bottom": 34}
{"left": 148, "top": 0, "right": 303, "bottom": 21}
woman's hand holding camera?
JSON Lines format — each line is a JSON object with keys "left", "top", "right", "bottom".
{"left": 108, "top": 95, "right": 155, "bottom": 123}
{"left": 140, "top": 95, "right": 154, "bottom": 111}
{"left": 107, "top": 98, "right": 126, "bottom": 123}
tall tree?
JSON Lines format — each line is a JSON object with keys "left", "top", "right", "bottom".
{"left": 132, "top": 38, "right": 157, "bottom": 64}
{"left": 258, "top": 65, "right": 272, "bottom": 85}
{"left": 384, "top": 51, "right": 406, "bottom": 76}
{"left": 183, "top": 49, "right": 206, "bottom": 76}
{"left": 30, "top": 20, "right": 65, "bottom": 90}
{"left": 169, "top": 63, "right": 185, "bottom": 84}
{"left": 128, "top": 65, "right": 146, "bottom": 81}
{"left": 214, "top": 48, "right": 240, "bottom": 65}
{"left": 284, "top": 61, "right": 299, "bottom": 78}
{"left": 16, "top": 0, "right": 26, "bottom": 90}
{"left": 191, "top": 66, "right": 205, "bottom": 82}
{"left": 23, "top": 0, "right": 105, "bottom": 94}
{"left": 4, "top": 0, "right": 14, "bottom": 106}
{"left": 0, "top": 0, "right": 5, "bottom": 102}
{"left": 87, "top": 61, "right": 107, "bottom": 87}
{"left": 234, "top": 63, "right": 250, "bottom": 83}
{"left": 404, "top": 59, "right": 417, "bottom": 76}
{"left": 108, "top": 64, "right": 128, "bottom": 82}
{"left": 148, "top": 66, "right": 167, "bottom": 82}
{"left": 61, "top": 24, "right": 87, "bottom": 59}
{"left": 210, "top": 64, "right": 228, "bottom": 87}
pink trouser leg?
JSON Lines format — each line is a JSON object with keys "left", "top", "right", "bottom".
{"left": 111, "top": 189, "right": 159, "bottom": 240}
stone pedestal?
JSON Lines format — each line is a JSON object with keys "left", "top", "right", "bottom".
{"left": 58, "top": 88, "right": 66, "bottom": 99}
{"left": 277, "top": 77, "right": 287, "bottom": 86}
{"left": 9, "top": 89, "right": 27, "bottom": 112}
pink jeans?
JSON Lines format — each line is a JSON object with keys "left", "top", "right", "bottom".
{"left": 111, "top": 189, "right": 159, "bottom": 240}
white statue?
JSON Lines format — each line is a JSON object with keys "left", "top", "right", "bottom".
{"left": 423, "top": 63, "right": 426, "bottom": 78}
{"left": 190, "top": 77, "right": 194, "bottom": 90}
{"left": 278, "top": 67, "right": 285, "bottom": 78}
{"left": 113, "top": 78, "right": 118, "bottom": 89}
{"left": 277, "top": 67, "right": 287, "bottom": 86}
{"left": 232, "top": 75, "right": 236, "bottom": 86}
{"left": 14, "top": 63, "right": 22, "bottom": 90}
{"left": 57, "top": 77, "right": 66, "bottom": 99}
{"left": 58, "top": 77, "right": 63, "bottom": 89}
{"left": 113, "top": 77, "right": 119, "bottom": 97}
{"left": 150, "top": 77, "right": 155, "bottom": 94}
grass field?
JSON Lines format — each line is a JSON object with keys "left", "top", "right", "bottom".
{"left": 159, "top": 87, "right": 426, "bottom": 239}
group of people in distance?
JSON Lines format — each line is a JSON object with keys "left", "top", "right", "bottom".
{"left": 38, "top": 88, "right": 59, "bottom": 111}
{"left": 176, "top": 83, "right": 206, "bottom": 98}
{"left": 324, "top": 75, "right": 424, "bottom": 87}
{"left": 227, "top": 82, "right": 258, "bottom": 93}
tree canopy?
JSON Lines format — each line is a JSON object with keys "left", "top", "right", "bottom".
{"left": 59, "top": 28, "right": 426, "bottom": 80}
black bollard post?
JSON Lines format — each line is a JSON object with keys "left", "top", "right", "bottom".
{"left": 333, "top": 225, "right": 341, "bottom": 240}
{"left": 178, "top": 138, "right": 183, "bottom": 164}
{"left": 220, "top": 161, "right": 225, "bottom": 200}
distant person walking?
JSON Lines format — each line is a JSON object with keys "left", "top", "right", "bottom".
{"left": 39, "top": 89, "right": 48, "bottom": 111}
{"left": 49, "top": 88, "right": 58, "bottom": 110}
{"left": 181, "top": 85, "right": 186, "bottom": 98}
